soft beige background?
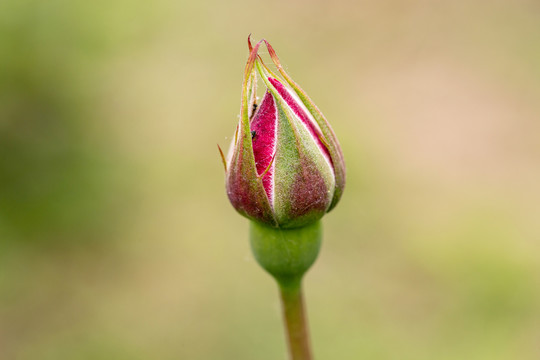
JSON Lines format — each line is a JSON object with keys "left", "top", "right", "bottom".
{"left": 1, "top": 0, "right": 540, "bottom": 359}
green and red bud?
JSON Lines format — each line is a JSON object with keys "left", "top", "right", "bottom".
{"left": 222, "top": 38, "right": 346, "bottom": 229}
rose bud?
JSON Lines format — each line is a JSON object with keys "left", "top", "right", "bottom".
{"left": 220, "top": 38, "right": 345, "bottom": 229}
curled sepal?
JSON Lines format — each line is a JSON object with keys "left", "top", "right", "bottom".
{"left": 226, "top": 40, "right": 277, "bottom": 226}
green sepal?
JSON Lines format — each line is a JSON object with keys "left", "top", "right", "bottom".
{"left": 263, "top": 40, "right": 346, "bottom": 212}
{"left": 254, "top": 60, "right": 335, "bottom": 228}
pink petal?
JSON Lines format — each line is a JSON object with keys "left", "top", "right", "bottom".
{"left": 250, "top": 91, "right": 277, "bottom": 203}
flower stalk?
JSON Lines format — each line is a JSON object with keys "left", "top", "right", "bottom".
{"left": 250, "top": 221, "right": 321, "bottom": 360}
{"left": 221, "top": 37, "right": 345, "bottom": 360}
{"left": 279, "top": 281, "right": 312, "bottom": 360}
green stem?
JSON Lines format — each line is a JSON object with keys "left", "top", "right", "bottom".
{"left": 249, "top": 221, "right": 321, "bottom": 360}
{"left": 279, "top": 278, "right": 313, "bottom": 360}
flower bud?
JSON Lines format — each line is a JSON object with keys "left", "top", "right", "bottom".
{"left": 220, "top": 38, "right": 345, "bottom": 229}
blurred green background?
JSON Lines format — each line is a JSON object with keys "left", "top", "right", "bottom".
{"left": 1, "top": 0, "right": 540, "bottom": 359}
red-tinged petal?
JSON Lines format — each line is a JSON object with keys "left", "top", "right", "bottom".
{"left": 250, "top": 91, "right": 277, "bottom": 203}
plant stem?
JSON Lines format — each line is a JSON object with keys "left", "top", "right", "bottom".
{"left": 249, "top": 221, "right": 321, "bottom": 360}
{"left": 278, "top": 278, "right": 313, "bottom": 360}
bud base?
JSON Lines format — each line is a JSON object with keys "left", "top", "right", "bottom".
{"left": 249, "top": 221, "right": 321, "bottom": 285}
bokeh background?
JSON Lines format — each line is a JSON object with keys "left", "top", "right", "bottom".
{"left": 1, "top": 0, "right": 540, "bottom": 359}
